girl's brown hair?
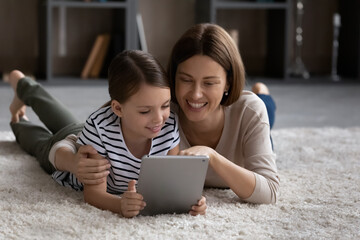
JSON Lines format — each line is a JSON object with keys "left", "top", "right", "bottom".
{"left": 104, "top": 50, "right": 169, "bottom": 106}
{"left": 167, "top": 23, "right": 245, "bottom": 106}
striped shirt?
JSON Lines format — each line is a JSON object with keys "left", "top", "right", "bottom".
{"left": 52, "top": 106, "right": 180, "bottom": 194}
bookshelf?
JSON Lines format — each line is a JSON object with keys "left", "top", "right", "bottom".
{"left": 43, "top": 0, "right": 138, "bottom": 82}
{"left": 196, "top": 0, "right": 292, "bottom": 79}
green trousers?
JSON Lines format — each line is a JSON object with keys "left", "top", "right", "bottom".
{"left": 10, "top": 77, "right": 84, "bottom": 174}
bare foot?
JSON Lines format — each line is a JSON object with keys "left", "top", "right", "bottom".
{"left": 251, "top": 82, "right": 270, "bottom": 95}
{"left": 8, "top": 70, "right": 27, "bottom": 123}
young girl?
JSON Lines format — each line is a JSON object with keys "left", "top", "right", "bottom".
{"left": 8, "top": 50, "right": 206, "bottom": 218}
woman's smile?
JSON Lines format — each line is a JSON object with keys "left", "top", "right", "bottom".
{"left": 187, "top": 100, "right": 208, "bottom": 110}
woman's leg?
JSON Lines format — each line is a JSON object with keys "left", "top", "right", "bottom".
{"left": 251, "top": 82, "right": 276, "bottom": 129}
{"left": 9, "top": 70, "right": 79, "bottom": 134}
{"left": 252, "top": 82, "right": 276, "bottom": 150}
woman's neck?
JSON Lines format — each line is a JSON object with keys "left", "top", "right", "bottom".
{"left": 179, "top": 106, "right": 225, "bottom": 148}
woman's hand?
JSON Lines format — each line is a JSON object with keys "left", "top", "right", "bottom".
{"left": 179, "top": 146, "right": 217, "bottom": 166}
{"left": 120, "top": 180, "right": 146, "bottom": 218}
{"left": 189, "top": 196, "right": 207, "bottom": 216}
{"left": 73, "top": 145, "right": 111, "bottom": 185}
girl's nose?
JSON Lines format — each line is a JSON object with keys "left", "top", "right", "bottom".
{"left": 152, "top": 110, "right": 163, "bottom": 124}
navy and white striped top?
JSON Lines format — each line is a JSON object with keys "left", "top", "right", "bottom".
{"left": 52, "top": 106, "right": 180, "bottom": 194}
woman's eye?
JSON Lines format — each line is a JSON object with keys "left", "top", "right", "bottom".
{"left": 181, "top": 78, "right": 192, "bottom": 83}
{"left": 205, "top": 82, "right": 214, "bottom": 86}
{"left": 162, "top": 105, "right": 170, "bottom": 109}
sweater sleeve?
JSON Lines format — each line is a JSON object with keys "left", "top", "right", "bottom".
{"left": 48, "top": 134, "right": 79, "bottom": 169}
{"left": 243, "top": 150, "right": 279, "bottom": 204}
{"left": 244, "top": 170, "right": 279, "bottom": 204}
{"left": 241, "top": 99, "right": 280, "bottom": 204}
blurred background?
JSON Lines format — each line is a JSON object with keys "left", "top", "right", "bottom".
{"left": 0, "top": 0, "right": 359, "bottom": 130}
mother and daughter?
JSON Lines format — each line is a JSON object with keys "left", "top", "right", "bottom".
{"left": 8, "top": 23, "right": 279, "bottom": 218}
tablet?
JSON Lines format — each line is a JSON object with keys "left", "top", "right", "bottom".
{"left": 137, "top": 155, "right": 209, "bottom": 216}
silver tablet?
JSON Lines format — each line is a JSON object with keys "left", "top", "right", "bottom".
{"left": 137, "top": 155, "right": 209, "bottom": 216}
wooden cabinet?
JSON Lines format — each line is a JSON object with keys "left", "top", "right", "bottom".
{"left": 41, "top": 0, "right": 138, "bottom": 82}
{"left": 196, "top": 0, "right": 292, "bottom": 78}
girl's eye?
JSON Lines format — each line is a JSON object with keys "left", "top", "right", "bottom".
{"left": 139, "top": 111, "right": 150, "bottom": 114}
{"left": 162, "top": 105, "right": 170, "bottom": 109}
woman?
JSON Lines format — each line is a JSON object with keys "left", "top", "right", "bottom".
{"left": 167, "top": 23, "right": 279, "bottom": 204}
{"left": 53, "top": 23, "right": 279, "bottom": 204}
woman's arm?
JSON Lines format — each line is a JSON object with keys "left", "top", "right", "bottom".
{"left": 179, "top": 95, "right": 279, "bottom": 204}
{"left": 54, "top": 145, "right": 111, "bottom": 185}
{"left": 179, "top": 146, "right": 256, "bottom": 200}
{"left": 83, "top": 180, "right": 146, "bottom": 218}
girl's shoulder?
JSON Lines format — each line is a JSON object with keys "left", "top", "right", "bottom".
{"left": 86, "top": 106, "right": 118, "bottom": 126}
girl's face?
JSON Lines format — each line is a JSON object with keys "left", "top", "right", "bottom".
{"left": 113, "top": 83, "right": 171, "bottom": 141}
{"left": 175, "top": 55, "right": 228, "bottom": 123}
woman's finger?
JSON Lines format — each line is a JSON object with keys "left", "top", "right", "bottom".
{"left": 79, "top": 158, "right": 109, "bottom": 167}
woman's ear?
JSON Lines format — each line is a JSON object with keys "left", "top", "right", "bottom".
{"left": 111, "top": 100, "right": 123, "bottom": 117}
{"left": 225, "top": 81, "right": 230, "bottom": 93}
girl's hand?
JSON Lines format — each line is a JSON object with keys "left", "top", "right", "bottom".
{"left": 120, "top": 180, "right": 146, "bottom": 218}
{"left": 189, "top": 196, "right": 207, "bottom": 216}
{"left": 74, "top": 145, "right": 111, "bottom": 185}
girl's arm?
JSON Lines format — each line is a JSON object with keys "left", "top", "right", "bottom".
{"left": 167, "top": 144, "right": 179, "bottom": 155}
{"left": 80, "top": 150, "right": 145, "bottom": 217}
{"left": 84, "top": 179, "right": 146, "bottom": 218}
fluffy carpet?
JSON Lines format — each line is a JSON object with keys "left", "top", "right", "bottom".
{"left": 1, "top": 128, "right": 359, "bottom": 239}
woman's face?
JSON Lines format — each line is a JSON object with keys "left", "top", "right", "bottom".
{"left": 175, "top": 55, "right": 228, "bottom": 123}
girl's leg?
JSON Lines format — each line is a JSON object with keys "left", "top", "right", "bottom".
{"left": 10, "top": 118, "right": 55, "bottom": 174}
{"left": 8, "top": 70, "right": 84, "bottom": 174}
{"left": 9, "top": 70, "right": 79, "bottom": 134}
{"left": 10, "top": 119, "right": 84, "bottom": 175}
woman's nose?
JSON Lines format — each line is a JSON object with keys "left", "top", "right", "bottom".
{"left": 191, "top": 85, "right": 203, "bottom": 99}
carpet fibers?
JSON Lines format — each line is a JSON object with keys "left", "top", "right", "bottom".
{"left": 1, "top": 128, "right": 359, "bottom": 239}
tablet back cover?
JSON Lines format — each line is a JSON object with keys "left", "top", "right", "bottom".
{"left": 137, "top": 155, "right": 209, "bottom": 216}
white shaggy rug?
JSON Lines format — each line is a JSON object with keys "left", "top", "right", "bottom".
{"left": 1, "top": 128, "right": 359, "bottom": 239}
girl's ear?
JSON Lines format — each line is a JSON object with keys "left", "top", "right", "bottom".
{"left": 111, "top": 100, "right": 123, "bottom": 117}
